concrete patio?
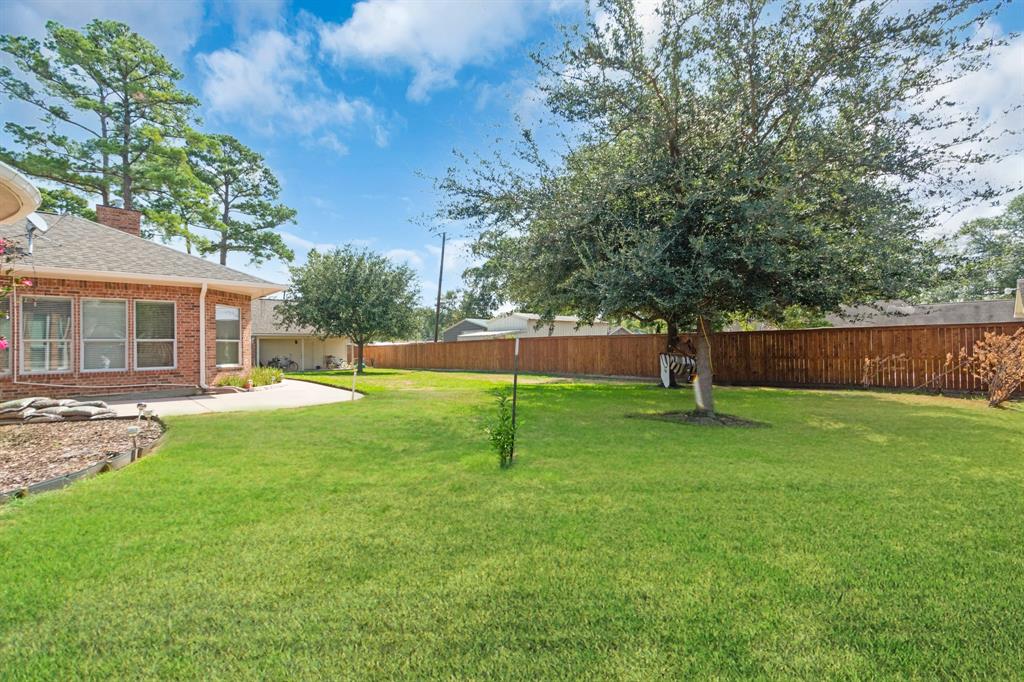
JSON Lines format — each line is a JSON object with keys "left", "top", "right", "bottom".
{"left": 106, "top": 379, "right": 360, "bottom": 417}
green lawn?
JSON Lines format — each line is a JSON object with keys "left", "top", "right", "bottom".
{"left": 1, "top": 370, "right": 1022, "bottom": 679}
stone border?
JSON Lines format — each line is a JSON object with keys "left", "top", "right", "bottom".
{"left": 0, "top": 416, "right": 166, "bottom": 505}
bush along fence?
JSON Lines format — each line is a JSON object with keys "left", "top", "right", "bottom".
{"left": 365, "top": 322, "right": 1024, "bottom": 394}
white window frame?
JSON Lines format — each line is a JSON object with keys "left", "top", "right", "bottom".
{"left": 0, "top": 296, "right": 11, "bottom": 376}
{"left": 19, "top": 295, "right": 73, "bottom": 375}
{"left": 80, "top": 298, "right": 128, "bottom": 373}
{"left": 215, "top": 304, "right": 242, "bottom": 368}
{"left": 134, "top": 299, "right": 177, "bottom": 371}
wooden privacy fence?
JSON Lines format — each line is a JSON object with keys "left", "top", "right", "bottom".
{"left": 365, "top": 321, "right": 1024, "bottom": 393}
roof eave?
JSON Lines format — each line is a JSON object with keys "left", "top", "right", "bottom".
{"left": 10, "top": 265, "right": 284, "bottom": 298}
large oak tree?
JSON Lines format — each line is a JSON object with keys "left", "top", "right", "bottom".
{"left": 439, "top": 0, "right": 1017, "bottom": 415}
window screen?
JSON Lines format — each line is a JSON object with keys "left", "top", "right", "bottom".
{"left": 82, "top": 299, "right": 127, "bottom": 371}
{"left": 135, "top": 301, "right": 176, "bottom": 369}
{"left": 216, "top": 305, "right": 241, "bottom": 366}
{"left": 21, "top": 297, "right": 72, "bottom": 373}
{"left": 0, "top": 298, "right": 9, "bottom": 373}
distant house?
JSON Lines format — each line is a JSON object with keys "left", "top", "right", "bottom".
{"left": 251, "top": 298, "right": 351, "bottom": 370}
{"left": 452, "top": 313, "right": 611, "bottom": 341}
{"left": 1, "top": 163, "right": 282, "bottom": 400}
{"left": 442, "top": 318, "right": 487, "bottom": 343}
{"left": 609, "top": 325, "right": 634, "bottom": 335}
{"left": 828, "top": 299, "right": 1017, "bottom": 327}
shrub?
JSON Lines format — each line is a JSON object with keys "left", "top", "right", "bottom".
{"left": 214, "top": 367, "right": 284, "bottom": 389}
{"left": 249, "top": 366, "right": 284, "bottom": 386}
{"left": 948, "top": 329, "right": 1024, "bottom": 407}
{"left": 486, "top": 391, "right": 517, "bottom": 468}
{"left": 215, "top": 374, "right": 246, "bottom": 388}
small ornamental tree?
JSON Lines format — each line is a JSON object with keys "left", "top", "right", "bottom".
{"left": 439, "top": 0, "right": 1017, "bottom": 416}
{"left": 277, "top": 247, "right": 420, "bottom": 372}
{"left": 950, "top": 330, "right": 1024, "bottom": 407}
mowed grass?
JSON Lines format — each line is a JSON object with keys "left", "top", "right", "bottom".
{"left": 1, "top": 370, "right": 1023, "bottom": 679}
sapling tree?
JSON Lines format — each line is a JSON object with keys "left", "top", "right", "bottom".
{"left": 278, "top": 246, "right": 420, "bottom": 372}
{"left": 439, "top": 0, "right": 1018, "bottom": 416}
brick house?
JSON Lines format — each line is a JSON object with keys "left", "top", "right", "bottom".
{"left": 1, "top": 208, "right": 282, "bottom": 400}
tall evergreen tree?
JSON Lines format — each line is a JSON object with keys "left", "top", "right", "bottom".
{"left": 187, "top": 133, "right": 296, "bottom": 266}
{"left": 0, "top": 20, "right": 198, "bottom": 211}
{"left": 440, "top": 0, "right": 1016, "bottom": 416}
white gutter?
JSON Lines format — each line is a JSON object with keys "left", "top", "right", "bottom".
{"left": 0, "top": 161, "right": 41, "bottom": 224}
{"left": 198, "top": 282, "right": 209, "bottom": 389}
{"left": 7, "top": 265, "right": 284, "bottom": 298}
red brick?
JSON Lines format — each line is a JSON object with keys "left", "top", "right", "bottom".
{"left": 0, "top": 277, "right": 252, "bottom": 400}
{"left": 95, "top": 205, "right": 142, "bottom": 237}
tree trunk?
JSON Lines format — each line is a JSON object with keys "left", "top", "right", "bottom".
{"left": 219, "top": 239, "right": 228, "bottom": 265}
{"left": 693, "top": 315, "right": 715, "bottom": 415}
{"left": 356, "top": 342, "right": 365, "bottom": 374}
{"left": 665, "top": 318, "right": 680, "bottom": 388}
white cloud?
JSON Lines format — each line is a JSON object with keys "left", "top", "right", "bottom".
{"left": 211, "top": 0, "right": 286, "bottom": 35}
{"left": 3, "top": 0, "right": 205, "bottom": 58}
{"left": 385, "top": 248, "right": 424, "bottom": 268}
{"left": 197, "top": 29, "right": 386, "bottom": 151}
{"left": 317, "top": 0, "right": 545, "bottom": 101}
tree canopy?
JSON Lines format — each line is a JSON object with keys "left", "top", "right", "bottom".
{"left": 278, "top": 247, "right": 420, "bottom": 371}
{"left": 926, "top": 194, "right": 1024, "bottom": 302}
{"left": 439, "top": 0, "right": 1016, "bottom": 415}
{"left": 0, "top": 19, "right": 197, "bottom": 210}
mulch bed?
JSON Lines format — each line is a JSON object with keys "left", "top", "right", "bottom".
{"left": 0, "top": 419, "right": 163, "bottom": 494}
{"left": 630, "top": 411, "right": 768, "bottom": 428}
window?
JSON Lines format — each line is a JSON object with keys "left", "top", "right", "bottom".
{"left": 135, "top": 301, "right": 176, "bottom": 369}
{"left": 0, "top": 298, "right": 10, "bottom": 374}
{"left": 21, "top": 296, "right": 72, "bottom": 373}
{"left": 81, "top": 299, "right": 127, "bottom": 371}
{"left": 216, "top": 305, "right": 241, "bottom": 367}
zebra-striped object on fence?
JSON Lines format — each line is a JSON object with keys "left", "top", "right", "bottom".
{"left": 659, "top": 353, "right": 696, "bottom": 388}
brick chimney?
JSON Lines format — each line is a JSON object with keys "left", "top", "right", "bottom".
{"left": 95, "top": 204, "right": 142, "bottom": 237}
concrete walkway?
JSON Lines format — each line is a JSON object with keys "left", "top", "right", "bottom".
{"left": 106, "top": 379, "right": 361, "bottom": 417}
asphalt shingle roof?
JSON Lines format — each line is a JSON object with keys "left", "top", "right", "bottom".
{"left": 0, "top": 212, "right": 281, "bottom": 289}
{"left": 252, "top": 298, "right": 315, "bottom": 336}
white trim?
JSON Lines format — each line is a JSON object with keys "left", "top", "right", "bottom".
{"left": 133, "top": 299, "right": 177, "bottom": 371}
{"left": 6, "top": 265, "right": 283, "bottom": 298}
{"left": 18, "top": 294, "right": 73, "bottom": 375}
{"left": 198, "top": 283, "right": 208, "bottom": 389}
{"left": 79, "top": 297, "right": 129, "bottom": 373}
{"left": 0, "top": 160, "right": 41, "bottom": 224}
{"left": 0, "top": 295, "right": 11, "bottom": 375}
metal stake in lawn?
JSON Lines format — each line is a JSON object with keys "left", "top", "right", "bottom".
{"left": 511, "top": 337, "right": 519, "bottom": 460}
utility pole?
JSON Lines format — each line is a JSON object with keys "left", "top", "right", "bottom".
{"left": 433, "top": 231, "right": 446, "bottom": 342}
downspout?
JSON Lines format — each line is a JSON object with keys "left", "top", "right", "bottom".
{"left": 198, "top": 282, "right": 209, "bottom": 390}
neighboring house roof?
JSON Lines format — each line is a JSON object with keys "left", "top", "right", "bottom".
{"left": 828, "top": 299, "right": 1017, "bottom": 327}
{"left": 442, "top": 317, "right": 488, "bottom": 334}
{"left": 0, "top": 212, "right": 282, "bottom": 297}
{"left": 499, "top": 312, "right": 608, "bottom": 324}
{"left": 609, "top": 325, "right": 634, "bottom": 335}
{"left": 457, "top": 329, "right": 521, "bottom": 340}
{"left": 252, "top": 298, "right": 318, "bottom": 336}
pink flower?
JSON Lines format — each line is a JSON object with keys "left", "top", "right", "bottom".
{"left": 20, "top": 279, "right": 32, "bottom": 287}
{"left": 0, "top": 338, "right": 7, "bottom": 351}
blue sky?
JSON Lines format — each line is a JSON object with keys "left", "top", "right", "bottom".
{"left": 2, "top": 0, "right": 1022, "bottom": 302}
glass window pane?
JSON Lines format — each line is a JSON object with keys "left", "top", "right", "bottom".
{"left": 22, "top": 297, "right": 72, "bottom": 341}
{"left": 137, "top": 341, "right": 174, "bottom": 369}
{"left": 0, "top": 298, "right": 9, "bottom": 371}
{"left": 84, "top": 341, "right": 127, "bottom": 371}
{"left": 25, "top": 341, "right": 71, "bottom": 372}
{"left": 83, "top": 300, "right": 126, "bottom": 340}
{"left": 135, "top": 301, "right": 175, "bottom": 340}
{"left": 217, "top": 341, "right": 240, "bottom": 366}
{"left": 216, "top": 305, "right": 241, "bottom": 341}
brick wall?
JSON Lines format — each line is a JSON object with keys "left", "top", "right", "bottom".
{"left": 0, "top": 277, "right": 252, "bottom": 400}
{"left": 94, "top": 205, "right": 142, "bottom": 237}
